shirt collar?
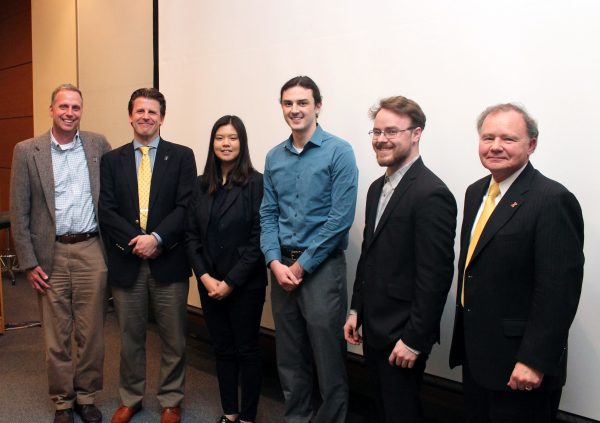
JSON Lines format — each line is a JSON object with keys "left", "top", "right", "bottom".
{"left": 284, "top": 124, "right": 325, "bottom": 153}
{"left": 385, "top": 155, "right": 420, "bottom": 189}
{"left": 50, "top": 129, "right": 80, "bottom": 151}
{"left": 492, "top": 162, "right": 528, "bottom": 195}
{"left": 133, "top": 136, "right": 160, "bottom": 151}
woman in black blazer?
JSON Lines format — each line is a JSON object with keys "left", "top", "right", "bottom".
{"left": 185, "top": 115, "right": 267, "bottom": 423}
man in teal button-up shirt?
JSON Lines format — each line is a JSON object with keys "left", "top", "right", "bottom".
{"left": 260, "top": 76, "right": 358, "bottom": 423}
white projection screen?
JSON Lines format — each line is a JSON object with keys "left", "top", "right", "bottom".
{"left": 159, "top": 1, "right": 600, "bottom": 419}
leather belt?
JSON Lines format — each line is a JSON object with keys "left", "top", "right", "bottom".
{"left": 56, "top": 232, "right": 98, "bottom": 244}
{"left": 281, "top": 247, "right": 305, "bottom": 261}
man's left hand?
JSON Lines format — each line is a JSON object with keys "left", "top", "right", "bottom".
{"left": 289, "top": 261, "right": 304, "bottom": 281}
{"left": 388, "top": 339, "right": 418, "bottom": 368}
{"left": 129, "top": 234, "right": 159, "bottom": 259}
{"left": 507, "top": 362, "right": 544, "bottom": 391}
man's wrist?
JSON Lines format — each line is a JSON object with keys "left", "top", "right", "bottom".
{"left": 401, "top": 340, "right": 421, "bottom": 355}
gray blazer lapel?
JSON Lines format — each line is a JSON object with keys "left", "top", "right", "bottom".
{"left": 32, "top": 134, "right": 56, "bottom": 221}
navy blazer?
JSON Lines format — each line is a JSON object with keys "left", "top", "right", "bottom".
{"left": 98, "top": 138, "right": 197, "bottom": 286}
{"left": 449, "top": 162, "right": 584, "bottom": 391}
{"left": 185, "top": 172, "right": 267, "bottom": 292}
{"left": 351, "top": 158, "right": 457, "bottom": 352}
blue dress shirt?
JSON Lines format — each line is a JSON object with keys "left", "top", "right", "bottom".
{"left": 260, "top": 125, "right": 358, "bottom": 273}
{"left": 50, "top": 131, "right": 97, "bottom": 235}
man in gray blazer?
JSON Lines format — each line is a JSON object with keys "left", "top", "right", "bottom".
{"left": 10, "top": 84, "right": 111, "bottom": 423}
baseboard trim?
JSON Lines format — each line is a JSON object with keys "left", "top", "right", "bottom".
{"left": 186, "top": 306, "right": 596, "bottom": 423}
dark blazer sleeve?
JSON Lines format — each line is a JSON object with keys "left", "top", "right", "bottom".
{"left": 402, "top": 184, "right": 457, "bottom": 352}
{"left": 350, "top": 179, "right": 380, "bottom": 326}
{"left": 516, "top": 187, "right": 584, "bottom": 374}
{"left": 99, "top": 150, "right": 142, "bottom": 254}
{"left": 152, "top": 145, "right": 197, "bottom": 249}
{"left": 184, "top": 176, "right": 211, "bottom": 278}
{"left": 224, "top": 173, "right": 265, "bottom": 288}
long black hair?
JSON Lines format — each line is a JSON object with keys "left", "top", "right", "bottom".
{"left": 201, "top": 115, "right": 255, "bottom": 195}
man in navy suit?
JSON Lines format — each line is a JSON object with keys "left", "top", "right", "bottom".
{"left": 344, "top": 96, "right": 457, "bottom": 422}
{"left": 99, "top": 88, "right": 196, "bottom": 423}
{"left": 450, "top": 104, "right": 584, "bottom": 423}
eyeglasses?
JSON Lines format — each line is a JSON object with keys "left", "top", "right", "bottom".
{"left": 369, "top": 127, "right": 415, "bottom": 139}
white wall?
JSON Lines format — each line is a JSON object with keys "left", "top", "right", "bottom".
{"left": 158, "top": 0, "right": 600, "bottom": 419}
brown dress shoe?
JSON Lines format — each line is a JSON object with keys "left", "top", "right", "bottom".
{"left": 54, "top": 409, "right": 74, "bottom": 423}
{"left": 111, "top": 405, "right": 141, "bottom": 423}
{"left": 160, "top": 406, "right": 182, "bottom": 423}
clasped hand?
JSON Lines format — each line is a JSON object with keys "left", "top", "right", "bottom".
{"left": 270, "top": 260, "right": 304, "bottom": 292}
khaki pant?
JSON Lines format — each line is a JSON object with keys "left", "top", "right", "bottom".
{"left": 111, "top": 261, "right": 188, "bottom": 408}
{"left": 41, "top": 237, "right": 107, "bottom": 410}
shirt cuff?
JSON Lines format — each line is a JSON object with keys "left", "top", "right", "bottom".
{"left": 402, "top": 340, "right": 421, "bottom": 355}
{"left": 151, "top": 232, "right": 163, "bottom": 246}
{"left": 348, "top": 309, "right": 358, "bottom": 316}
{"left": 264, "top": 249, "right": 282, "bottom": 266}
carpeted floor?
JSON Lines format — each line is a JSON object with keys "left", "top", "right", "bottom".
{"left": 1, "top": 273, "right": 382, "bottom": 423}
{"left": 0, "top": 274, "right": 291, "bottom": 423}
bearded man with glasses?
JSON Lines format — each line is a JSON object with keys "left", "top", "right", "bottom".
{"left": 344, "top": 95, "right": 457, "bottom": 423}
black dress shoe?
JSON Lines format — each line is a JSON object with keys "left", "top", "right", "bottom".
{"left": 74, "top": 403, "right": 103, "bottom": 423}
{"left": 54, "top": 409, "right": 74, "bottom": 423}
{"left": 216, "top": 416, "right": 240, "bottom": 423}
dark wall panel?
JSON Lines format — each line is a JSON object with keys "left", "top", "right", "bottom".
{"left": 0, "top": 0, "right": 32, "bottom": 70}
{"left": 0, "top": 117, "right": 33, "bottom": 169}
{"left": 0, "top": 0, "right": 33, "bottom": 252}
{"left": 0, "top": 64, "right": 33, "bottom": 118}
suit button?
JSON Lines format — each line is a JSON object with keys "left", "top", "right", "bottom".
{"left": 466, "top": 308, "right": 471, "bottom": 312}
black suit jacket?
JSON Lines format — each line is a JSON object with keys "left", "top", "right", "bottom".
{"left": 98, "top": 139, "right": 197, "bottom": 287}
{"left": 184, "top": 172, "right": 267, "bottom": 291}
{"left": 449, "top": 162, "right": 584, "bottom": 391}
{"left": 351, "top": 158, "right": 457, "bottom": 352}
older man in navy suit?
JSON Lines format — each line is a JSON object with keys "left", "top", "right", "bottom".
{"left": 450, "top": 104, "right": 584, "bottom": 423}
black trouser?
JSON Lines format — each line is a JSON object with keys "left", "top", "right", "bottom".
{"left": 201, "top": 286, "right": 266, "bottom": 421}
{"left": 463, "top": 362, "right": 562, "bottom": 423}
{"left": 363, "top": 342, "right": 428, "bottom": 423}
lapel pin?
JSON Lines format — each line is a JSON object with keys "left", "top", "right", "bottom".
{"left": 164, "top": 156, "right": 169, "bottom": 160}
{"left": 511, "top": 202, "right": 518, "bottom": 208}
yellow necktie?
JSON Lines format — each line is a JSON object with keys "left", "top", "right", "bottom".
{"left": 461, "top": 182, "right": 500, "bottom": 305}
{"left": 138, "top": 146, "right": 152, "bottom": 231}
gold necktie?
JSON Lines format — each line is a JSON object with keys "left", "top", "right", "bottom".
{"left": 461, "top": 182, "right": 500, "bottom": 305}
{"left": 138, "top": 146, "right": 152, "bottom": 231}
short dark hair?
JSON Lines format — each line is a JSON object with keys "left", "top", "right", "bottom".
{"left": 51, "top": 84, "right": 82, "bottom": 105}
{"left": 369, "top": 96, "right": 426, "bottom": 130}
{"left": 202, "top": 115, "right": 255, "bottom": 195}
{"left": 128, "top": 88, "right": 166, "bottom": 117}
{"left": 477, "top": 103, "right": 538, "bottom": 140}
{"left": 279, "top": 76, "right": 322, "bottom": 105}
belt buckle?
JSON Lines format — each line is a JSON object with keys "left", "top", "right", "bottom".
{"left": 290, "top": 249, "right": 302, "bottom": 261}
